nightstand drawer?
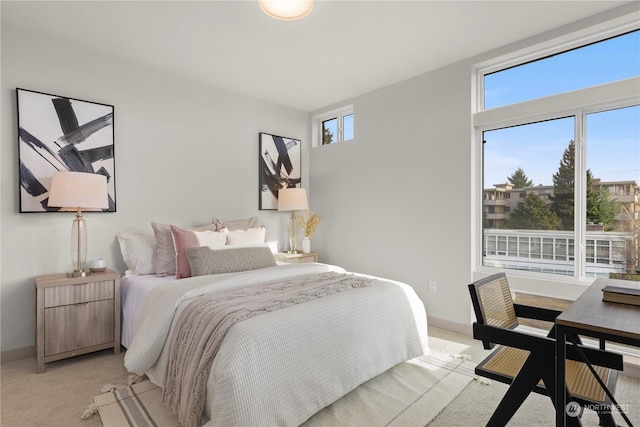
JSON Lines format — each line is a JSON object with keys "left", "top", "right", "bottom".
{"left": 44, "top": 299, "right": 114, "bottom": 356}
{"left": 35, "top": 270, "right": 121, "bottom": 373}
{"left": 43, "top": 280, "right": 114, "bottom": 308}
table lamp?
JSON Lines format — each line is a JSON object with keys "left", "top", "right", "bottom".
{"left": 47, "top": 171, "right": 109, "bottom": 277}
{"left": 278, "top": 188, "right": 308, "bottom": 253}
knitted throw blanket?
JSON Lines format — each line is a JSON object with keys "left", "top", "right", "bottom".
{"left": 162, "top": 271, "right": 376, "bottom": 427}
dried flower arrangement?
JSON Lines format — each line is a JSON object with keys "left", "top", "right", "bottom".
{"left": 297, "top": 211, "right": 323, "bottom": 238}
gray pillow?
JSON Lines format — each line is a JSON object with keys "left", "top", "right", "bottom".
{"left": 185, "top": 245, "right": 277, "bottom": 276}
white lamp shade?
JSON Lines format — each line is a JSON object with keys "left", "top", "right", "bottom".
{"left": 258, "top": 0, "right": 314, "bottom": 21}
{"left": 278, "top": 188, "right": 308, "bottom": 211}
{"left": 48, "top": 171, "right": 109, "bottom": 210}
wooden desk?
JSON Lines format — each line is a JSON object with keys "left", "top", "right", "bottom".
{"left": 555, "top": 278, "right": 640, "bottom": 426}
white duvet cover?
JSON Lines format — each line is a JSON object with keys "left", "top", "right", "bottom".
{"left": 124, "top": 263, "right": 429, "bottom": 427}
{"left": 121, "top": 274, "right": 177, "bottom": 348}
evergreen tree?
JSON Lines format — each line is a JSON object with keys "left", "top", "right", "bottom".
{"left": 550, "top": 140, "right": 576, "bottom": 230}
{"left": 507, "top": 167, "right": 533, "bottom": 188}
{"left": 322, "top": 127, "right": 334, "bottom": 145}
{"left": 506, "top": 193, "right": 562, "bottom": 230}
{"left": 587, "top": 171, "right": 619, "bottom": 229}
{"left": 549, "top": 140, "right": 620, "bottom": 231}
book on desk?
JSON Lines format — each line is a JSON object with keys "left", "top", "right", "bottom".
{"left": 602, "top": 283, "right": 640, "bottom": 306}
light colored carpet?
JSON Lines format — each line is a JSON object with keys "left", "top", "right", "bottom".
{"left": 1, "top": 349, "right": 130, "bottom": 427}
{"left": 0, "top": 325, "right": 480, "bottom": 427}
{"left": 429, "top": 374, "right": 640, "bottom": 426}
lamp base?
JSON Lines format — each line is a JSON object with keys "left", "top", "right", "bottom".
{"left": 67, "top": 270, "right": 91, "bottom": 278}
{"left": 286, "top": 249, "right": 303, "bottom": 254}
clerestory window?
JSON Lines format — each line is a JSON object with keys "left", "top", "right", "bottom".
{"left": 313, "top": 105, "right": 354, "bottom": 146}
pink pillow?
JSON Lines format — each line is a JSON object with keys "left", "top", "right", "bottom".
{"left": 152, "top": 222, "right": 217, "bottom": 276}
{"left": 170, "top": 225, "right": 227, "bottom": 279}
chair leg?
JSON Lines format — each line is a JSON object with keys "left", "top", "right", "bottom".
{"left": 595, "top": 406, "right": 616, "bottom": 427}
{"left": 540, "top": 361, "right": 583, "bottom": 427}
{"left": 486, "top": 355, "right": 545, "bottom": 427}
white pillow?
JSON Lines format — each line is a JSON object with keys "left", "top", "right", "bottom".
{"left": 226, "top": 226, "right": 266, "bottom": 245}
{"left": 117, "top": 231, "right": 156, "bottom": 276}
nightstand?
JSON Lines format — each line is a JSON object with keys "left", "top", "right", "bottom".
{"left": 274, "top": 252, "right": 318, "bottom": 264}
{"left": 35, "top": 269, "right": 120, "bottom": 373}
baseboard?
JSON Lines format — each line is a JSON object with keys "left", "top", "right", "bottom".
{"left": 1, "top": 345, "right": 35, "bottom": 363}
{"left": 427, "top": 316, "right": 472, "bottom": 336}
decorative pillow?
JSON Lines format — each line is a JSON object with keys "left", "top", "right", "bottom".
{"left": 170, "top": 225, "right": 227, "bottom": 279}
{"left": 212, "top": 216, "right": 259, "bottom": 232}
{"left": 117, "top": 231, "right": 156, "bottom": 276}
{"left": 226, "top": 226, "right": 266, "bottom": 245}
{"left": 186, "top": 245, "right": 277, "bottom": 276}
{"left": 152, "top": 222, "right": 217, "bottom": 276}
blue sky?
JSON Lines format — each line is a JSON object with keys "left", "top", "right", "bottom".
{"left": 483, "top": 30, "right": 640, "bottom": 187}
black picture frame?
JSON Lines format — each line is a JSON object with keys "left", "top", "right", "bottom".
{"left": 17, "top": 88, "right": 116, "bottom": 213}
{"left": 258, "top": 132, "right": 301, "bottom": 210}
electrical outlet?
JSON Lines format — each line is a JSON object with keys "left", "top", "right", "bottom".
{"left": 428, "top": 280, "right": 437, "bottom": 293}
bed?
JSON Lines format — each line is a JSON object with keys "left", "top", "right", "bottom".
{"left": 118, "top": 218, "right": 428, "bottom": 426}
{"left": 122, "top": 261, "right": 429, "bottom": 427}
{"left": 121, "top": 273, "right": 177, "bottom": 349}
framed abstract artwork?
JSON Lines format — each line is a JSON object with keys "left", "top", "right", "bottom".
{"left": 258, "top": 132, "right": 301, "bottom": 210}
{"left": 17, "top": 88, "right": 116, "bottom": 213}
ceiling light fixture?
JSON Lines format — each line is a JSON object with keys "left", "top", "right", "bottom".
{"left": 258, "top": 0, "right": 314, "bottom": 21}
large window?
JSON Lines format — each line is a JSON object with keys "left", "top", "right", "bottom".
{"left": 478, "top": 28, "right": 640, "bottom": 280}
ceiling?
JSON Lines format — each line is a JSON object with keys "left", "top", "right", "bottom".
{"left": 1, "top": 1, "right": 632, "bottom": 112}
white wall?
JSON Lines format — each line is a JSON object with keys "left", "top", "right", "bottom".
{"left": 1, "top": 26, "right": 308, "bottom": 352}
{"left": 309, "top": 64, "right": 475, "bottom": 328}
{"left": 308, "top": 3, "right": 638, "bottom": 330}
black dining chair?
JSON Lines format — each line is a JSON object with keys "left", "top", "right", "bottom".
{"left": 468, "top": 272, "right": 623, "bottom": 427}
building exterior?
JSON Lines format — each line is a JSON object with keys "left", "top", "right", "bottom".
{"left": 599, "top": 180, "right": 640, "bottom": 231}
{"left": 483, "top": 180, "right": 640, "bottom": 277}
{"left": 484, "top": 228, "right": 630, "bottom": 277}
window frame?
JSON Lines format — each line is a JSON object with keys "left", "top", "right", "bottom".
{"left": 312, "top": 105, "right": 354, "bottom": 147}
{"left": 473, "top": 21, "right": 640, "bottom": 284}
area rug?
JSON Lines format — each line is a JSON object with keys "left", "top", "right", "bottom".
{"left": 303, "top": 352, "right": 477, "bottom": 426}
{"left": 90, "top": 351, "right": 476, "bottom": 427}
{"left": 428, "top": 373, "right": 640, "bottom": 427}
{"left": 89, "top": 379, "right": 179, "bottom": 427}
